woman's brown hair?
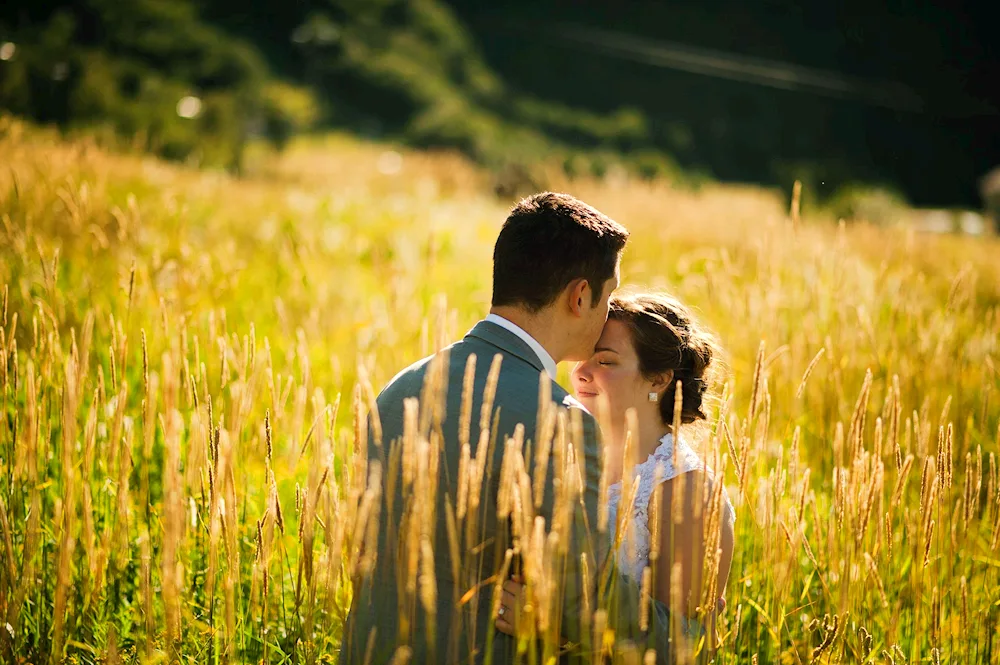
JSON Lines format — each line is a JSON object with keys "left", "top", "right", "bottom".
{"left": 609, "top": 292, "right": 719, "bottom": 425}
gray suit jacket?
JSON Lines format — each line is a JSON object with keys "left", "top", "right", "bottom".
{"left": 340, "top": 320, "right": 676, "bottom": 664}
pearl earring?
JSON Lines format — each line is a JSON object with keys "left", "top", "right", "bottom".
{"left": 648, "top": 392, "right": 658, "bottom": 402}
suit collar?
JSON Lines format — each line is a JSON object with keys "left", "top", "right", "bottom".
{"left": 465, "top": 319, "right": 548, "bottom": 374}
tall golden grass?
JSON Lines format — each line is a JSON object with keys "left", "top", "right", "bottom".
{"left": 1, "top": 113, "right": 999, "bottom": 663}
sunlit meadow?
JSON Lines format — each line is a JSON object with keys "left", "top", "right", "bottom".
{"left": 1, "top": 114, "right": 999, "bottom": 664}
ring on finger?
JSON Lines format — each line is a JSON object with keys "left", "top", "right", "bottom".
{"left": 498, "top": 606, "right": 506, "bottom": 617}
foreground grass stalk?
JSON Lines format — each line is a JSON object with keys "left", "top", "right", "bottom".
{"left": 0, "top": 116, "right": 998, "bottom": 663}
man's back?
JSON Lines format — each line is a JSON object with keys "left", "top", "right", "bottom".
{"left": 339, "top": 320, "right": 603, "bottom": 664}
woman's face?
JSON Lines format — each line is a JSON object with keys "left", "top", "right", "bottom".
{"left": 572, "top": 319, "right": 658, "bottom": 428}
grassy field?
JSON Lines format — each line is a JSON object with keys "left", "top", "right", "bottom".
{"left": 1, "top": 113, "right": 999, "bottom": 664}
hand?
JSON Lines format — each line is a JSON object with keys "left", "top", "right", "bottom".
{"left": 494, "top": 575, "right": 525, "bottom": 636}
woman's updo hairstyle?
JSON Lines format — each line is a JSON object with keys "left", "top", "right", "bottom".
{"left": 608, "top": 292, "right": 719, "bottom": 425}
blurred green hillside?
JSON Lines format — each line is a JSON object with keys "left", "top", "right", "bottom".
{"left": 0, "top": 0, "right": 316, "bottom": 171}
{"left": 0, "top": 0, "right": 659, "bottom": 183}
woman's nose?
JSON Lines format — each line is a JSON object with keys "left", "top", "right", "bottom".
{"left": 572, "top": 361, "right": 591, "bottom": 383}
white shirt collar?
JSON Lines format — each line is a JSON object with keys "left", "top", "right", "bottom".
{"left": 484, "top": 313, "right": 558, "bottom": 380}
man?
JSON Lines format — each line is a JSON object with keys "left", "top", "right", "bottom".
{"left": 340, "top": 192, "right": 672, "bottom": 664}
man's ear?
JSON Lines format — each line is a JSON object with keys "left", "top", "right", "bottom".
{"left": 567, "top": 279, "right": 590, "bottom": 317}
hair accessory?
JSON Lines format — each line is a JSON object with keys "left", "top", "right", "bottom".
{"left": 648, "top": 392, "right": 659, "bottom": 402}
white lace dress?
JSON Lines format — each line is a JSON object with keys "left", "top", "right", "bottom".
{"left": 606, "top": 433, "right": 735, "bottom": 633}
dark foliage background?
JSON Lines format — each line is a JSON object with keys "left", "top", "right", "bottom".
{"left": 1, "top": 0, "right": 996, "bottom": 206}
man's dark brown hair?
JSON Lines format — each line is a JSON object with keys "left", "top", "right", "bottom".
{"left": 492, "top": 192, "right": 629, "bottom": 312}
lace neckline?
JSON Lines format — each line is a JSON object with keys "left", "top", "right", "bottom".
{"left": 606, "top": 432, "right": 707, "bottom": 582}
{"left": 608, "top": 432, "right": 702, "bottom": 491}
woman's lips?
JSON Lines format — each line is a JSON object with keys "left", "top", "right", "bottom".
{"left": 576, "top": 391, "right": 598, "bottom": 398}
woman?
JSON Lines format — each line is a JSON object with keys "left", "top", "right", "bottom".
{"left": 495, "top": 292, "right": 736, "bottom": 651}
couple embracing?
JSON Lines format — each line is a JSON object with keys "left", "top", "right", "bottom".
{"left": 341, "top": 193, "right": 736, "bottom": 664}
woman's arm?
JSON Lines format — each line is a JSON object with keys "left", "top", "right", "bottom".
{"left": 653, "top": 472, "right": 735, "bottom": 648}
{"left": 709, "top": 501, "right": 735, "bottom": 645}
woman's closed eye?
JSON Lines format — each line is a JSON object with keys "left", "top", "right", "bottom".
{"left": 592, "top": 346, "right": 619, "bottom": 366}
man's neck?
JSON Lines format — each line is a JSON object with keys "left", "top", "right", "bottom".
{"left": 489, "top": 305, "right": 565, "bottom": 364}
